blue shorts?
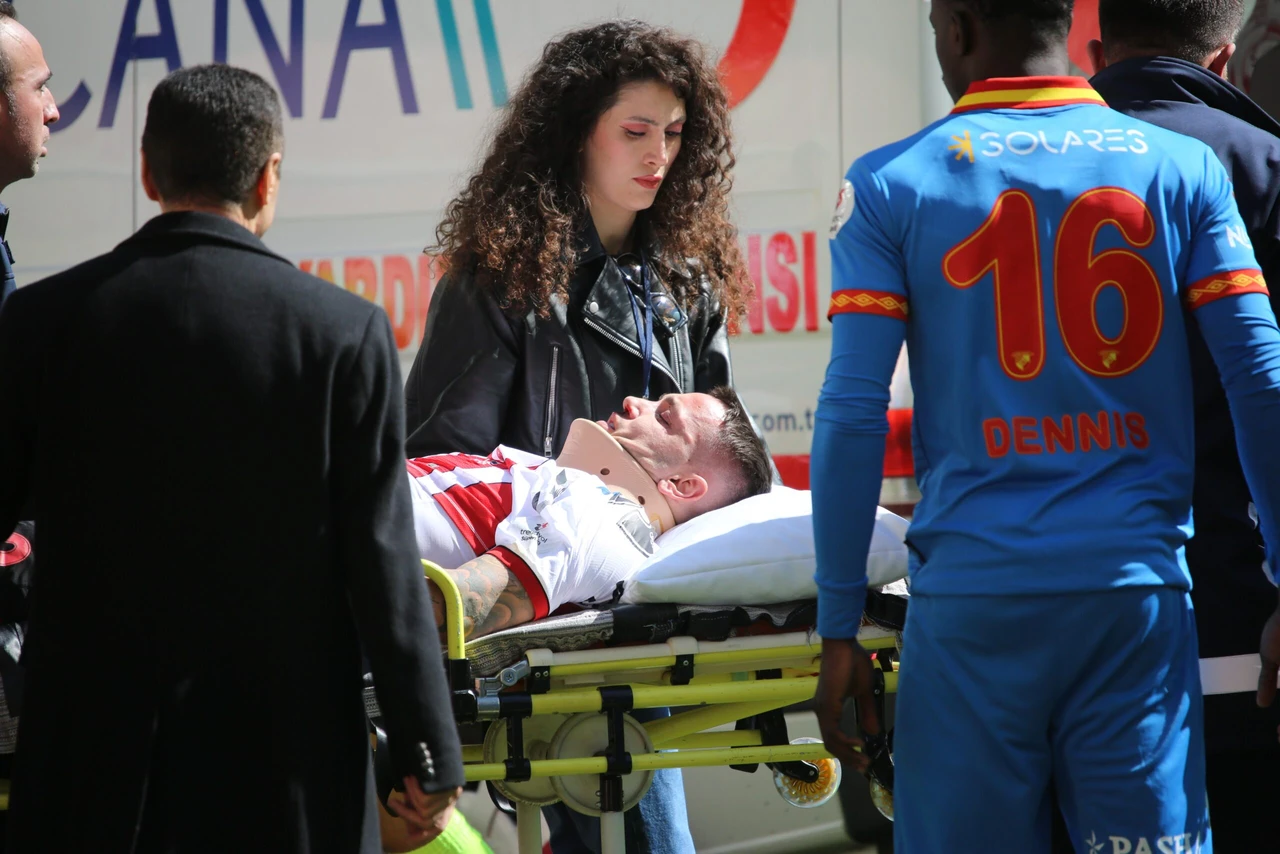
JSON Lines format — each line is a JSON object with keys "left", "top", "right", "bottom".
{"left": 893, "top": 589, "right": 1211, "bottom": 854}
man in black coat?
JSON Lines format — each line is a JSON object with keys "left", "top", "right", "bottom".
{"left": 1086, "top": 3, "right": 1280, "bottom": 850}
{"left": 0, "top": 64, "right": 463, "bottom": 853}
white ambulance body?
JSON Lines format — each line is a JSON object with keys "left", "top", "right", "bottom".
{"left": 5, "top": 0, "right": 951, "bottom": 495}
{"left": 5, "top": 0, "right": 1271, "bottom": 492}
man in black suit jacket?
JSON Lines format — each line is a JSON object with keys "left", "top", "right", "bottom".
{"left": 0, "top": 64, "right": 463, "bottom": 853}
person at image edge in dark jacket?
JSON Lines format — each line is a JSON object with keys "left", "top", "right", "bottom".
{"left": 1070, "top": 2, "right": 1280, "bottom": 851}
{"left": 0, "top": 65, "right": 464, "bottom": 854}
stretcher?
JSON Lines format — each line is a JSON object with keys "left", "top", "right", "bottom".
{"left": 368, "top": 560, "right": 904, "bottom": 854}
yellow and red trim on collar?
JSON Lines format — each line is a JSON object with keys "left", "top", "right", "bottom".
{"left": 951, "top": 76, "right": 1106, "bottom": 114}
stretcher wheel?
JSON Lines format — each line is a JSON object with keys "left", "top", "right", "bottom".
{"left": 772, "top": 738, "right": 842, "bottom": 808}
{"left": 869, "top": 778, "right": 894, "bottom": 822}
{"left": 482, "top": 714, "right": 567, "bottom": 806}
{"left": 548, "top": 712, "right": 655, "bottom": 816}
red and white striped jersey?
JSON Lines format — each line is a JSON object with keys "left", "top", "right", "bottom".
{"left": 405, "top": 446, "right": 657, "bottom": 617}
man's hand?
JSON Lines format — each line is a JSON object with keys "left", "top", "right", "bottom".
{"left": 815, "top": 636, "right": 880, "bottom": 773}
{"left": 1258, "top": 604, "right": 1280, "bottom": 713}
{"left": 383, "top": 777, "right": 461, "bottom": 851}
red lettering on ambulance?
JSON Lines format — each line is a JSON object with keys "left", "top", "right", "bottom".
{"left": 803, "top": 231, "right": 819, "bottom": 332}
{"left": 733, "top": 230, "right": 821, "bottom": 336}
{"left": 298, "top": 259, "right": 336, "bottom": 284}
{"left": 984, "top": 418, "right": 1011, "bottom": 458}
{"left": 1012, "top": 416, "right": 1042, "bottom": 455}
{"left": 1078, "top": 411, "right": 1111, "bottom": 452}
{"left": 383, "top": 255, "right": 416, "bottom": 349}
{"left": 746, "top": 234, "right": 764, "bottom": 334}
{"left": 344, "top": 257, "right": 377, "bottom": 302}
{"left": 766, "top": 232, "right": 799, "bottom": 332}
{"left": 1043, "top": 415, "right": 1075, "bottom": 453}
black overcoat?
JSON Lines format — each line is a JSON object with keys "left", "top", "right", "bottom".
{"left": 0, "top": 212, "right": 463, "bottom": 853}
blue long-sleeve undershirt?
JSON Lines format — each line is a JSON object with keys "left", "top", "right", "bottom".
{"left": 812, "top": 312, "right": 906, "bottom": 640}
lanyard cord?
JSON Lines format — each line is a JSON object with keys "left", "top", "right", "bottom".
{"left": 625, "top": 250, "right": 655, "bottom": 398}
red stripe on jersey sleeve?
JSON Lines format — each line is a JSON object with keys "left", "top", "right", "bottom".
{"left": 828, "top": 289, "right": 909, "bottom": 321}
{"left": 429, "top": 481, "right": 513, "bottom": 557}
{"left": 489, "top": 546, "right": 550, "bottom": 620}
{"left": 1185, "top": 269, "right": 1268, "bottom": 310}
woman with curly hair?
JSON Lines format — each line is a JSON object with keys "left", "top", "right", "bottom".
{"left": 398, "top": 19, "right": 752, "bottom": 854}
{"left": 403, "top": 19, "right": 750, "bottom": 464}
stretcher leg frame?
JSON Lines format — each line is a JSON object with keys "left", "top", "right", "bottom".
{"left": 516, "top": 801, "right": 542, "bottom": 854}
{"left": 600, "top": 811, "right": 624, "bottom": 854}
{"left": 418, "top": 560, "right": 903, "bottom": 852}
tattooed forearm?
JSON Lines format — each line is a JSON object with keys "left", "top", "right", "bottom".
{"left": 452, "top": 554, "right": 509, "bottom": 637}
{"left": 427, "top": 553, "right": 537, "bottom": 641}
{"left": 474, "top": 575, "right": 535, "bottom": 639}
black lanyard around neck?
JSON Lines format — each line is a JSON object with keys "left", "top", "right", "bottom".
{"left": 621, "top": 250, "right": 655, "bottom": 398}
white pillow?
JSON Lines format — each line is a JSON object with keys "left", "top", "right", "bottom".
{"left": 619, "top": 487, "right": 909, "bottom": 606}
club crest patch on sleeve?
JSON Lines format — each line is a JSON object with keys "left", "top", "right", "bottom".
{"left": 830, "top": 178, "right": 855, "bottom": 238}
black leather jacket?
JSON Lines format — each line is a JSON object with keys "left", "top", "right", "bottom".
{"left": 404, "top": 222, "right": 734, "bottom": 457}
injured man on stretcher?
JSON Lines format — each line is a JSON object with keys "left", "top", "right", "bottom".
{"left": 407, "top": 387, "right": 776, "bottom": 641}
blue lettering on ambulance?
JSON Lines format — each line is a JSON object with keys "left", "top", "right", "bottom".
{"left": 436, "top": 0, "right": 507, "bottom": 110}
{"left": 323, "top": 0, "right": 417, "bottom": 118}
{"left": 52, "top": 0, "right": 509, "bottom": 133}
{"left": 214, "top": 0, "right": 305, "bottom": 118}
{"left": 99, "top": 0, "right": 182, "bottom": 129}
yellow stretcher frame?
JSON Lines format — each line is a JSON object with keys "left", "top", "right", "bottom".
{"left": 421, "top": 560, "right": 900, "bottom": 854}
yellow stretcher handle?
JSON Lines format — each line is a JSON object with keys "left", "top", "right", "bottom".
{"left": 422, "top": 560, "right": 467, "bottom": 661}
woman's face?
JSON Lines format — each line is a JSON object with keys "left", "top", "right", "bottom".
{"left": 582, "top": 80, "right": 686, "bottom": 220}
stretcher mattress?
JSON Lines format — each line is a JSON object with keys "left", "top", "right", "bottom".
{"left": 474, "top": 588, "right": 906, "bottom": 677}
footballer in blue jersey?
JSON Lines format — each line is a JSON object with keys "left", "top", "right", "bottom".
{"left": 812, "top": 1, "right": 1280, "bottom": 852}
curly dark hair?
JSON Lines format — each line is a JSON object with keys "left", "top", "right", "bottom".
{"left": 431, "top": 20, "right": 749, "bottom": 318}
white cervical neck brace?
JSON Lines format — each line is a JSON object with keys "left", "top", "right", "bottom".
{"left": 555, "top": 419, "right": 676, "bottom": 535}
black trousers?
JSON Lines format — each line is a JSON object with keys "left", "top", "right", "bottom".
{"left": 1203, "top": 747, "right": 1280, "bottom": 853}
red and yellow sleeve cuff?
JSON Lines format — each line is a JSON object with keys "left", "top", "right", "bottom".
{"left": 829, "top": 289, "right": 909, "bottom": 322}
{"left": 1186, "top": 269, "right": 1268, "bottom": 310}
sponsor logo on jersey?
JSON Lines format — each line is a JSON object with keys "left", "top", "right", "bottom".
{"left": 951, "top": 128, "right": 1149, "bottom": 160}
{"left": 1086, "top": 829, "right": 1209, "bottom": 854}
{"left": 1226, "top": 223, "right": 1253, "bottom": 249}
{"left": 616, "top": 512, "right": 657, "bottom": 557}
{"left": 519, "top": 522, "right": 550, "bottom": 547}
{"left": 531, "top": 470, "right": 572, "bottom": 513}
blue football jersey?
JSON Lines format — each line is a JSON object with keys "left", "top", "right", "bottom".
{"left": 829, "top": 77, "right": 1266, "bottom": 596}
